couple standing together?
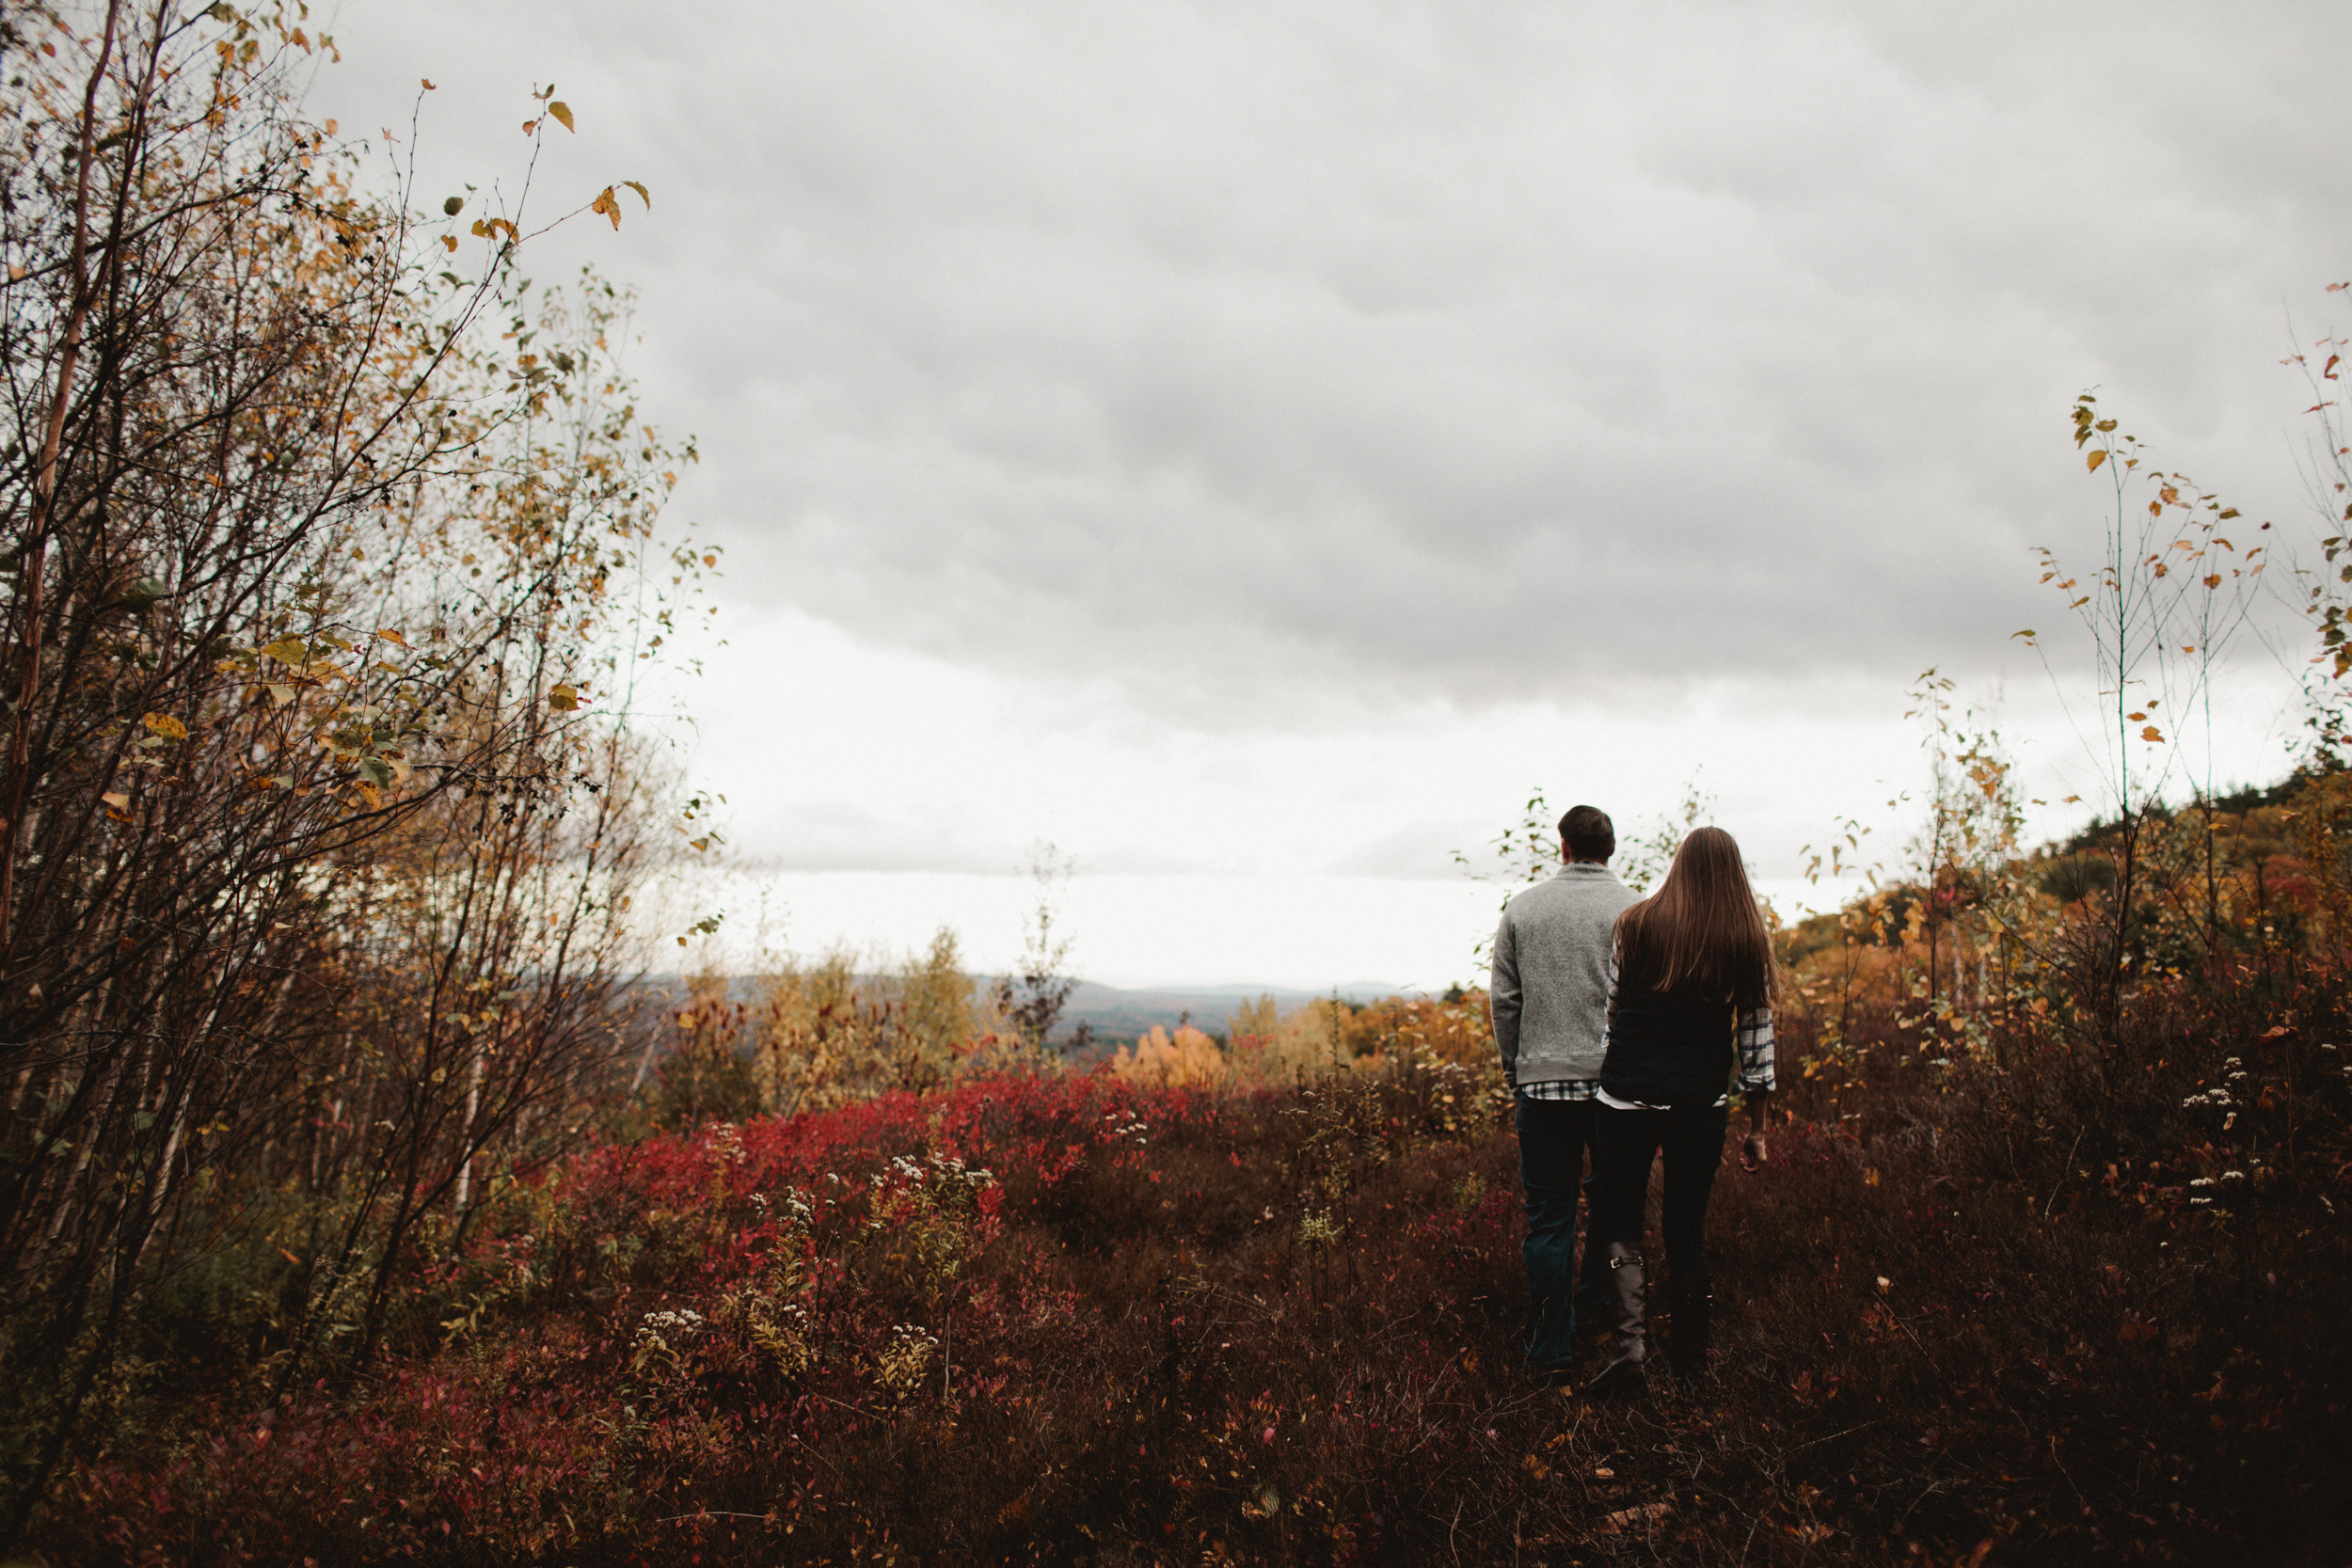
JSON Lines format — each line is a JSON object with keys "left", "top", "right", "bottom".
{"left": 1488, "top": 805, "right": 1776, "bottom": 1394}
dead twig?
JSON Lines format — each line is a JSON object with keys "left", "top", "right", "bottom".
{"left": 2043, "top": 1128, "right": 2087, "bottom": 1218}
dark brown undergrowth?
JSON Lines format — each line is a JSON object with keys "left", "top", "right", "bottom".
{"left": 28, "top": 962, "right": 2352, "bottom": 1565}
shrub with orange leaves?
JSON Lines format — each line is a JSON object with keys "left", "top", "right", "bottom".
{"left": 1110, "top": 1023, "right": 1232, "bottom": 1087}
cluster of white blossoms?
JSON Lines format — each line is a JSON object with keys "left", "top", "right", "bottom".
{"left": 2181, "top": 1057, "right": 2249, "bottom": 1110}
{"left": 635, "top": 1307, "right": 707, "bottom": 1344}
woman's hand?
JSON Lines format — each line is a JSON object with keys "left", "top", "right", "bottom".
{"left": 1739, "top": 1131, "right": 1768, "bottom": 1172}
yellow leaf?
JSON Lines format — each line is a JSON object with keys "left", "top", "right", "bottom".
{"left": 548, "top": 683, "right": 580, "bottom": 712}
{"left": 374, "top": 628, "right": 410, "bottom": 647}
{"left": 2086, "top": 450, "right": 2108, "bottom": 472}
{"left": 2141, "top": 725, "right": 2166, "bottom": 743}
{"left": 548, "top": 101, "right": 574, "bottom": 133}
{"left": 262, "top": 637, "right": 308, "bottom": 663}
{"left": 624, "top": 180, "right": 651, "bottom": 209}
{"left": 590, "top": 187, "right": 621, "bottom": 230}
{"left": 141, "top": 712, "right": 187, "bottom": 741}
{"left": 102, "top": 791, "right": 130, "bottom": 813}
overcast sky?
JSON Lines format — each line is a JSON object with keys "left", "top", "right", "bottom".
{"left": 313, "top": 0, "right": 2350, "bottom": 988}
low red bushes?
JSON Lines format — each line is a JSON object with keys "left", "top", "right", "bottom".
{"left": 41, "top": 1022, "right": 2352, "bottom": 1564}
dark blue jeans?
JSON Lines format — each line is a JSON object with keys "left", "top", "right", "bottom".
{"left": 1589, "top": 1101, "right": 1729, "bottom": 1279}
{"left": 1515, "top": 1096, "right": 1612, "bottom": 1370}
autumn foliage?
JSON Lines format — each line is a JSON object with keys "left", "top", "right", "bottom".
{"left": 0, "top": 1, "right": 698, "bottom": 1541}
{"left": 22, "top": 914, "right": 2352, "bottom": 1564}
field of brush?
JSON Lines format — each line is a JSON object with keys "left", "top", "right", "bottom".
{"left": 44, "top": 986, "right": 2349, "bottom": 1565}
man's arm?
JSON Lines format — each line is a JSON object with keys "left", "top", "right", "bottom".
{"left": 1488, "top": 911, "right": 1521, "bottom": 1090}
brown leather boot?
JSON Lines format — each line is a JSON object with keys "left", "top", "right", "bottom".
{"left": 1582, "top": 1243, "right": 1647, "bottom": 1395}
{"left": 1668, "top": 1273, "right": 1713, "bottom": 1377}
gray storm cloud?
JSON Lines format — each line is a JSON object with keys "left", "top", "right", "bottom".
{"left": 320, "top": 0, "right": 2350, "bottom": 723}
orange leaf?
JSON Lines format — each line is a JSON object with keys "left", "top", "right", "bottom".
{"left": 2086, "top": 450, "right": 2108, "bottom": 473}
{"left": 590, "top": 187, "right": 621, "bottom": 230}
{"left": 2141, "top": 725, "right": 2166, "bottom": 743}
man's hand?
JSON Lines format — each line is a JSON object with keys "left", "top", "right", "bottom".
{"left": 1739, "top": 1131, "right": 1768, "bottom": 1172}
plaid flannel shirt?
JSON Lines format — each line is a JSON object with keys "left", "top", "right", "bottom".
{"left": 1517, "top": 1077, "right": 1600, "bottom": 1101}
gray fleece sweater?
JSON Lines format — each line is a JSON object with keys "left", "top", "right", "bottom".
{"left": 1488, "top": 863, "right": 1638, "bottom": 1089}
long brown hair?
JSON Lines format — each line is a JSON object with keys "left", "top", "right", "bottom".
{"left": 1612, "top": 826, "right": 1775, "bottom": 1007}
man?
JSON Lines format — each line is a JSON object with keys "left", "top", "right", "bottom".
{"left": 1489, "top": 803, "right": 1637, "bottom": 1386}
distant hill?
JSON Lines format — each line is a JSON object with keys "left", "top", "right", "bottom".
{"left": 616, "top": 974, "right": 1415, "bottom": 1059}
{"left": 1054, "top": 980, "right": 1406, "bottom": 1055}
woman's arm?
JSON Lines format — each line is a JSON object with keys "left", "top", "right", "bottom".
{"left": 1740, "top": 1086, "right": 1771, "bottom": 1171}
{"left": 1735, "top": 1002, "right": 1775, "bottom": 1171}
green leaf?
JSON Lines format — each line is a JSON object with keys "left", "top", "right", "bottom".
{"left": 115, "top": 577, "right": 172, "bottom": 610}
{"left": 358, "top": 756, "right": 393, "bottom": 787}
{"left": 443, "top": 196, "right": 465, "bottom": 216}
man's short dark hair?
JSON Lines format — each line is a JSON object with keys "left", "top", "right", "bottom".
{"left": 1560, "top": 804, "right": 1614, "bottom": 863}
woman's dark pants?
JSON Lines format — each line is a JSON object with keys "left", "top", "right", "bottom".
{"left": 1589, "top": 1101, "right": 1729, "bottom": 1279}
{"left": 1516, "top": 1096, "right": 1612, "bottom": 1371}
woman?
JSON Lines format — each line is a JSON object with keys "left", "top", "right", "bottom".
{"left": 1584, "top": 826, "right": 1774, "bottom": 1392}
